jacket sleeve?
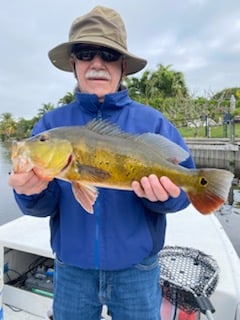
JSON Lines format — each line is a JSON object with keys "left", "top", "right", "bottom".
{"left": 14, "top": 179, "right": 60, "bottom": 217}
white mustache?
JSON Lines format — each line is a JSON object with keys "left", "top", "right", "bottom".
{"left": 85, "top": 70, "right": 111, "bottom": 80}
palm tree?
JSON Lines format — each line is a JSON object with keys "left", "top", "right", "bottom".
{"left": 37, "top": 103, "right": 55, "bottom": 118}
{"left": 58, "top": 91, "right": 75, "bottom": 105}
{"left": 0, "top": 112, "right": 16, "bottom": 140}
{"left": 126, "top": 64, "right": 188, "bottom": 104}
{"left": 149, "top": 64, "right": 188, "bottom": 98}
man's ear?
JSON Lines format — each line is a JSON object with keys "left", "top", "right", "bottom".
{"left": 121, "top": 59, "right": 128, "bottom": 79}
{"left": 69, "top": 57, "right": 77, "bottom": 79}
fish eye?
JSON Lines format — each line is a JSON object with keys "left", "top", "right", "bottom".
{"left": 39, "top": 134, "right": 48, "bottom": 142}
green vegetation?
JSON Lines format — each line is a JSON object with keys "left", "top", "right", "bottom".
{"left": 179, "top": 123, "right": 240, "bottom": 139}
{"left": 1, "top": 64, "right": 240, "bottom": 141}
{"left": 0, "top": 93, "right": 74, "bottom": 141}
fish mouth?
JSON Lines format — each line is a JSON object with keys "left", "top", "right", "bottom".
{"left": 11, "top": 141, "right": 33, "bottom": 173}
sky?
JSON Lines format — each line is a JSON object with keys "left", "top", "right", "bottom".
{"left": 1, "top": 0, "right": 240, "bottom": 119}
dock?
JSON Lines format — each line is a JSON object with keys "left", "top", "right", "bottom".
{"left": 185, "top": 138, "right": 240, "bottom": 177}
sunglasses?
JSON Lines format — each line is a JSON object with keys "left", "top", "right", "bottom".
{"left": 72, "top": 45, "right": 122, "bottom": 62}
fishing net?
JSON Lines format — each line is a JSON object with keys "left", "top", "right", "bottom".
{"left": 159, "top": 246, "right": 219, "bottom": 316}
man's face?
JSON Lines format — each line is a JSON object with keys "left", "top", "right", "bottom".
{"left": 70, "top": 45, "right": 127, "bottom": 101}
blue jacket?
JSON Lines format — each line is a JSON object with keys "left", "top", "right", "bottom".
{"left": 15, "top": 89, "right": 195, "bottom": 270}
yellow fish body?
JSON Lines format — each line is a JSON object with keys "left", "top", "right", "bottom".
{"left": 11, "top": 120, "right": 234, "bottom": 214}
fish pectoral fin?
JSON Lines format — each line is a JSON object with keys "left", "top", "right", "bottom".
{"left": 76, "top": 162, "right": 111, "bottom": 182}
{"left": 72, "top": 181, "right": 98, "bottom": 214}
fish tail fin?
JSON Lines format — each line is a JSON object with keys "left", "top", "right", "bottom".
{"left": 186, "top": 169, "right": 234, "bottom": 215}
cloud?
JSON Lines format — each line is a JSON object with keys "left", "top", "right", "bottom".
{"left": 0, "top": 0, "right": 240, "bottom": 119}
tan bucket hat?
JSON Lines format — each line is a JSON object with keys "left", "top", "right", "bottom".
{"left": 48, "top": 6, "right": 147, "bottom": 75}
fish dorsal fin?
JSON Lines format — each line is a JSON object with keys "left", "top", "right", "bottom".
{"left": 86, "top": 119, "right": 130, "bottom": 138}
{"left": 135, "top": 133, "right": 189, "bottom": 164}
{"left": 86, "top": 119, "right": 189, "bottom": 164}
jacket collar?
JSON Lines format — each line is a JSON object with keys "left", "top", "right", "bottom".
{"left": 75, "top": 89, "right": 132, "bottom": 113}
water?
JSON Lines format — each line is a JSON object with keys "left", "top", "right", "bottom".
{"left": 232, "top": 189, "right": 240, "bottom": 214}
{"left": 0, "top": 142, "right": 22, "bottom": 225}
{"left": 216, "top": 203, "right": 240, "bottom": 256}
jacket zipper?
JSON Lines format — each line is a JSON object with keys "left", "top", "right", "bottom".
{"left": 94, "top": 108, "right": 102, "bottom": 269}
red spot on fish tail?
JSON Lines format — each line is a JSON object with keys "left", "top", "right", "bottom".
{"left": 187, "top": 191, "right": 225, "bottom": 215}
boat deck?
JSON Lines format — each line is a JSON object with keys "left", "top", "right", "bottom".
{"left": 3, "top": 305, "right": 43, "bottom": 319}
{"left": 3, "top": 304, "right": 109, "bottom": 319}
{"left": 1, "top": 205, "right": 240, "bottom": 320}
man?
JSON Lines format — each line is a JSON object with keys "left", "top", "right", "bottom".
{"left": 9, "top": 6, "right": 195, "bottom": 320}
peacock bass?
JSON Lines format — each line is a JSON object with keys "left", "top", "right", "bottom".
{"left": 11, "top": 120, "right": 234, "bottom": 214}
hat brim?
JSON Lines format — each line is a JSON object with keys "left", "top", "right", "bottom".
{"left": 48, "top": 37, "right": 147, "bottom": 75}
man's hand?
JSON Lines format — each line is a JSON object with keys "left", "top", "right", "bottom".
{"left": 8, "top": 170, "right": 49, "bottom": 195}
{"left": 132, "top": 174, "right": 180, "bottom": 202}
